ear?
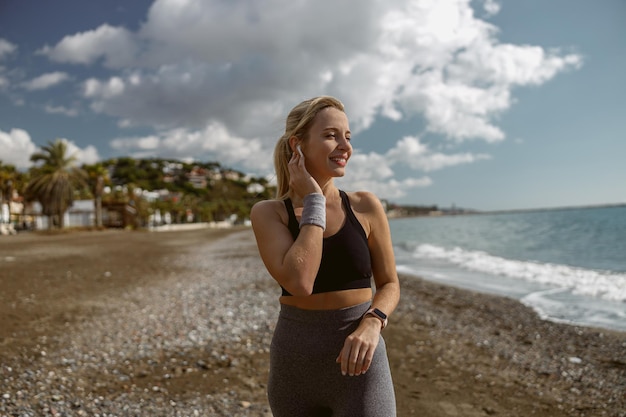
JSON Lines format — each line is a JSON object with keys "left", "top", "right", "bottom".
{"left": 288, "top": 135, "right": 300, "bottom": 153}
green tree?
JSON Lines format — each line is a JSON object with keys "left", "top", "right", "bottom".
{"left": 26, "top": 139, "right": 87, "bottom": 229}
{"left": 0, "top": 162, "right": 19, "bottom": 225}
{"left": 83, "top": 163, "right": 110, "bottom": 228}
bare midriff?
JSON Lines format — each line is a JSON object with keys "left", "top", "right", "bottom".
{"left": 279, "top": 288, "right": 373, "bottom": 310}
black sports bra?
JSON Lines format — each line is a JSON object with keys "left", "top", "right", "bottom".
{"left": 282, "top": 190, "right": 373, "bottom": 296}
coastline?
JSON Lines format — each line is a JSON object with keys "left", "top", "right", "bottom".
{"left": 1, "top": 228, "right": 624, "bottom": 416}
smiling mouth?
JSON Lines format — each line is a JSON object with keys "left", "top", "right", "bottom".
{"left": 330, "top": 157, "right": 347, "bottom": 166}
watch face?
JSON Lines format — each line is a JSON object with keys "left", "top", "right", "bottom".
{"left": 373, "top": 308, "right": 387, "bottom": 319}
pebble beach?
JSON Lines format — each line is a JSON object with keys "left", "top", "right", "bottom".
{"left": 1, "top": 228, "right": 624, "bottom": 416}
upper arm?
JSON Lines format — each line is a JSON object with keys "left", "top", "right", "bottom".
{"left": 251, "top": 199, "right": 323, "bottom": 295}
{"left": 354, "top": 192, "right": 399, "bottom": 289}
{"left": 250, "top": 200, "right": 295, "bottom": 283}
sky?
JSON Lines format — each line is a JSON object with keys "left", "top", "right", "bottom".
{"left": 0, "top": 0, "right": 624, "bottom": 211}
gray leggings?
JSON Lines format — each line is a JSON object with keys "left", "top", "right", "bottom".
{"left": 268, "top": 301, "right": 396, "bottom": 417}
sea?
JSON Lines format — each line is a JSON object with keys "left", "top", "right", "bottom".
{"left": 389, "top": 205, "right": 626, "bottom": 332}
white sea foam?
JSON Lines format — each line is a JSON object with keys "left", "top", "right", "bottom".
{"left": 520, "top": 287, "right": 626, "bottom": 331}
{"left": 411, "top": 244, "right": 626, "bottom": 302}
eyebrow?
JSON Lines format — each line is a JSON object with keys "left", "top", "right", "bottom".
{"left": 322, "top": 127, "right": 351, "bottom": 135}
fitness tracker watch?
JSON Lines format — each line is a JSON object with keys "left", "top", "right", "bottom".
{"left": 364, "top": 307, "right": 388, "bottom": 329}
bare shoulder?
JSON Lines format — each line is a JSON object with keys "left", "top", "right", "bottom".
{"left": 345, "top": 191, "right": 391, "bottom": 243}
{"left": 345, "top": 190, "right": 385, "bottom": 215}
{"left": 251, "top": 199, "right": 280, "bottom": 214}
{"left": 251, "top": 199, "right": 288, "bottom": 224}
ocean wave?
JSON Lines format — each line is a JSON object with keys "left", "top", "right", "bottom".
{"left": 409, "top": 244, "right": 626, "bottom": 302}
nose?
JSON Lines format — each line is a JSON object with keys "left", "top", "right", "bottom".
{"left": 337, "top": 134, "right": 351, "bottom": 150}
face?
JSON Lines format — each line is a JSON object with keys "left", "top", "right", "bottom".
{"left": 302, "top": 107, "right": 352, "bottom": 178}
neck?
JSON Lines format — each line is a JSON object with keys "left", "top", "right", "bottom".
{"left": 318, "top": 179, "right": 337, "bottom": 197}
{"left": 288, "top": 179, "right": 339, "bottom": 205}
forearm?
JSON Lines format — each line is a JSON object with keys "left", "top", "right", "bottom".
{"left": 370, "top": 281, "right": 400, "bottom": 318}
{"left": 282, "top": 225, "right": 323, "bottom": 295}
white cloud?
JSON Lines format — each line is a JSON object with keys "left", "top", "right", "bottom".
{"left": 334, "top": 149, "right": 434, "bottom": 200}
{"left": 22, "top": 71, "right": 70, "bottom": 91}
{"left": 0, "top": 38, "right": 17, "bottom": 59}
{"left": 83, "top": 77, "right": 125, "bottom": 98}
{"left": 387, "top": 136, "right": 491, "bottom": 171}
{"left": 38, "top": 24, "right": 138, "bottom": 68}
{"left": 0, "top": 39, "right": 17, "bottom": 90}
{"left": 0, "top": 128, "right": 37, "bottom": 169}
{"left": 481, "top": 0, "right": 501, "bottom": 17}
{"left": 448, "top": 43, "right": 583, "bottom": 87}
{"left": 0, "top": 129, "right": 100, "bottom": 169}
{"left": 343, "top": 152, "right": 396, "bottom": 181}
{"left": 335, "top": 135, "right": 488, "bottom": 198}
{"left": 62, "top": 140, "right": 101, "bottom": 165}
{"left": 111, "top": 135, "right": 160, "bottom": 151}
{"left": 34, "top": 0, "right": 582, "bottom": 197}
{"left": 44, "top": 104, "right": 79, "bottom": 117}
{"left": 337, "top": 171, "right": 433, "bottom": 200}
{"left": 110, "top": 122, "right": 268, "bottom": 171}
{"left": 43, "top": 0, "right": 580, "bottom": 146}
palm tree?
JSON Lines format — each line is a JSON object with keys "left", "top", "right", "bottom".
{"left": 0, "top": 162, "right": 17, "bottom": 224}
{"left": 26, "top": 139, "right": 87, "bottom": 229}
{"left": 83, "top": 163, "right": 109, "bottom": 228}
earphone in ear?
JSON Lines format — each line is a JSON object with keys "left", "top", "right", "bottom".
{"left": 296, "top": 144, "right": 304, "bottom": 157}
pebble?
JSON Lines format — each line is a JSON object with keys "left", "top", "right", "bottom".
{"left": 2, "top": 230, "right": 624, "bottom": 416}
{"left": 0, "top": 232, "right": 275, "bottom": 416}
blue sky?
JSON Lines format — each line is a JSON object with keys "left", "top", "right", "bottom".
{"left": 1, "top": 0, "right": 624, "bottom": 211}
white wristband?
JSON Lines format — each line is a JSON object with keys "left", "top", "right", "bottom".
{"left": 300, "top": 193, "right": 326, "bottom": 231}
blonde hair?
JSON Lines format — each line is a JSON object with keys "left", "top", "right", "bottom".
{"left": 273, "top": 96, "right": 345, "bottom": 199}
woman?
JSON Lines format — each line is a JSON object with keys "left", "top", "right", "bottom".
{"left": 251, "top": 96, "right": 400, "bottom": 416}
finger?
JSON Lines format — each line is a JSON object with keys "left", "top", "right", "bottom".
{"left": 348, "top": 344, "right": 361, "bottom": 376}
{"left": 340, "top": 348, "right": 349, "bottom": 376}
{"left": 361, "top": 349, "right": 375, "bottom": 375}
{"left": 354, "top": 348, "right": 369, "bottom": 376}
{"left": 338, "top": 343, "right": 351, "bottom": 376}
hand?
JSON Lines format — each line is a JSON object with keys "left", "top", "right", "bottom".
{"left": 336, "top": 317, "right": 381, "bottom": 376}
{"left": 288, "top": 148, "right": 322, "bottom": 197}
